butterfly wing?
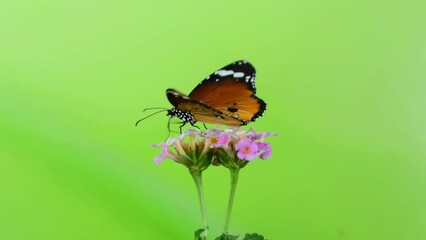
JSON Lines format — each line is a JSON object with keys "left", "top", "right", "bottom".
{"left": 166, "top": 88, "right": 243, "bottom": 126}
{"left": 188, "top": 60, "right": 266, "bottom": 124}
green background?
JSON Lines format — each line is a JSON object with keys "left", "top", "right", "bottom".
{"left": 1, "top": 0, "right": 425, "bottom": 239}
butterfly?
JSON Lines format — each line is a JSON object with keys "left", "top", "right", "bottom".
{"left": 136, "top": 60, "right": 266, "bottom": 131}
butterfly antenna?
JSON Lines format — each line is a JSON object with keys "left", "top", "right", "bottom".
{"left": 135, "top": 109, "right": 168, "bottom": 126}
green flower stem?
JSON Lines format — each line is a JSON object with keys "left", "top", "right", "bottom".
{"left": 190, "top": 169, "right": 209, "bottom": 239}
{"left": 223, "top": 167, "right": 240, "bottom": 234}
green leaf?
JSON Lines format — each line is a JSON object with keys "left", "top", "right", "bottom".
{"left": 194, "top": 228, "right": 206, "bottom": 240}
{"left": 215, "top": 233, "right": 239, "bottom": 240}
{"left": 242, "top": 233, "right": 267, "bottom": 240}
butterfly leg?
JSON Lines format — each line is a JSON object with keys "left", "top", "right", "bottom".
{"left": 190, "top": 123, "right": 201, "bottom": 131}
{"left": 179, "top": 122, "right": 187, "bottom": 134}
{"left": 178, "top": 123, "right": 201, "bottom": 133}
{"left": 167, "top": 117, "right": 172, "bottom": 135}
{"left": 167, "top": 118, "right": 180, "bottom": 135}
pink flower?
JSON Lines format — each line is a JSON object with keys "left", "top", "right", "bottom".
{"left": 152, "top": 143, "right": 178, "bottom": 164}
{"left": 232, "top": 129, "right": 248, "bottom": 139}
{"left": 256, "top": 142, "right": 272, "bottom": 160}
{"left": 153, "top": 144, "right": 169, "bottom": 164}
{"left": 247, "top": 128, "right": 276, "bottom": 141}
{"left": 210, "top": 132, "right": 231, "bottom": 149}
{"left": 235, "top": 139, "right": 259, "bottom": 161}
{"left": 149, "top": 127, "right": 275, "bottom": 167}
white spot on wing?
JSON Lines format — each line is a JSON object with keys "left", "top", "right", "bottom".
{"left": 215, "top": 70, "right": 234, "bottom": 77}
{"left": 233, "top": 72, "right": 244, "bottom": 78}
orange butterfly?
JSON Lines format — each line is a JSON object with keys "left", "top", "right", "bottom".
{"left": 137, "top": 60, "right": 266, "bottom": 130}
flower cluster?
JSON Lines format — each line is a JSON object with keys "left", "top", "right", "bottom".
{"left": 149, "top": 127, "right": 276, "bottom": 239}
{"left": 151, "top": 127, "right": 275, "bottom": 170}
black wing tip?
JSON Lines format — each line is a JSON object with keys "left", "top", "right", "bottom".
{"left": 166, "top": 88, "right": 178, "bottom": 93}
{"left": 231, "top": 59, "right": 255, "bottom": 69}
{"left": 233, "top": 59, "right": 252, "bottom": 65}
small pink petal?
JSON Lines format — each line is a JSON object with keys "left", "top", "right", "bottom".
{"left": 205, "top": 127, "right": 223, "bottom": 138}
{"left": 150, "top": 143, "right": 163, "bottom": 148}
{"left": 154, "top": 154, "right": 165, "bottom": 164}
{"left": 235, "top": 138, "right": 249, "bottom": 151}
{"left": 153, "top": 144, "right": 168, "bottom": 164}
{"left": 183, "top": 128, "right": 201, "bottom": 136}
{"left": 235, "top": 139, "right": 259, "bottom": 161}
{"left": 211, "top": 132, "right": 231, "bottom": 148}
{"left": 232, "top": 129, "right": 248, "bottom": 139}
{"left": 166, "top": 135, "right": 183, "bottom": 145}
{"left": 256, "top": 142, "right": 272, "bottom": 160}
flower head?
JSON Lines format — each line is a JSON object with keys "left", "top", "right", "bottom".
{"left": 150, "top": 127, "right": 275, "bottom": 170}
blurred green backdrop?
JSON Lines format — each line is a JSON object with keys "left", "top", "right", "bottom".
{"left": 1, "top": 0, "right": 425, "bottom": 239}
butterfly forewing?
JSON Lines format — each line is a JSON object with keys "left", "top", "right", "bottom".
{"left": 188, "top": 60, "right": 266, "bottom": 123}
{"left": 166, "top": 60, "right": 266, "bottom": 127}
{"left": 166, "top": 89, "right": 189, "bottom": 107}
{"left": 190, "top": 60, "right": 257, "bottom": 98}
